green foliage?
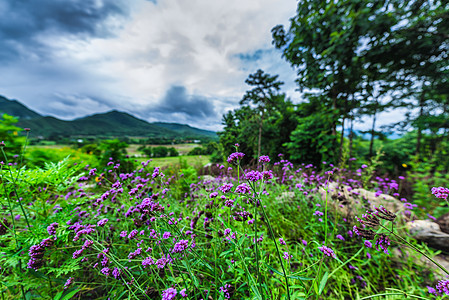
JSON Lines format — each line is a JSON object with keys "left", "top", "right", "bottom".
{"left": 98, "top": 139, "right": 135, "bottom": 172}
{"left": 0, "top": 113, "right": 25, "bottom": 160}
{"left": 152, "top": 146, "right": 168, "bottom": 157}
{"left": 286, "top": 105, "right": 339, "bottom": 165}
{"left": 0, "top": 141, "right": 444, "bottom": 299}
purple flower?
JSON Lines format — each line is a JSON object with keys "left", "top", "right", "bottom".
{"left": 262, "top": 170, "right": 273, "bottom": 180}
{"left": 47, "top": 222, "right": 59, "bottom": 235}
{"left": 64, "top": 277, "right": 74, "bottom": 290}
{"left": 112, "top": 267, "right": 121, "bottom": 279}
{"left": 436, "top": 279, "right": 449, "bottom": 295}
{"left": 89, "top": 168, "right": 97, "bottom": 176}
{"left": 336, "top": 234, "right": 345, "bottom": 241}
{"left": 101, "top": 267, "right": 111, "bottom": 276}
{"left": 162, "top": 287, "right": 177, "bottom": 300}
{"left": 245, "top": 170, "right": 263, "bottom": 182}
{"left": 375, "top": 234, "right": 390, "bottom": 254}
{"left": 162, "top": 231, "right": 172, "bottom": 239}
{"left": 279, "top": 238, "right": 286, "bottom": 245}
{"left": 432, "top": 187, "right": 449, "bottom": 200}
{"left": 97, "top": 218, "right": 108, "bottom": 227}
{"left": 235, "top": 183, "right": 251, "bottom": 194}
{"left": 283, "top": 251, "right": 292, "bottom": 260}
{"left": 172, "top": 239, "right": 189, "bottom": 253}
{"left": 128, "top": 229, "right": 138, "bottom": 239}
{"left": 318, "top": 246, "right": 336, "bottom": 258}
{"left": 259, "top": 155, "right": 270, "bottom": 163}
{"left": 219, "top": 284, "right": 232, "bottom": 299}
{"left": 227, "top": 152, "right": 245, "bottom": 164}
{"left": 72, "top": 249, "right": 84, "bottom": 259}
{"left": 220, "top": 183, "right": 234, "bottom": 193}
{"left": 209, "top": 192, "right": 218, "bottom": 198}
{"left": 313, "top": 210, "right": 324, "bottom": 216}
{"left": 427, "top": 286, "right": 438, "bottom": 296}
{"left": 142, "top": 256, "right": 155, "bottom": 267}
{"left": 364, "top": 240, "right": 372, "bottom": 248}
{"left": 180, "top": 288, "right": 187, "bottom": 297}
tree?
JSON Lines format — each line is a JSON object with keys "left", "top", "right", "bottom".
{"left": 168, "top": 147, "right": 179, "bottom": 157}
{"left": 152, "top": 146, "right": 168, "bottom": 158}
{"left": 0, "top": 114, "right": 25, "bottom": 161}
{"left": 272, "top": 0, "right": 381, "bottom": 162}
{"left": 240, "top": 69, "right": 284, "bottom": 162}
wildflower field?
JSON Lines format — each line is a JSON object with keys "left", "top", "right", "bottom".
{"left": 1, "top": 142, "right": 449, "bottom": 300}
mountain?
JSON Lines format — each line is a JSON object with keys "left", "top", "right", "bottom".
{"left": 0, "top": 95, "right": 42, "bottom": 120}
{"left": 0, "top": 95, "right": 217, "bottom": 140}
{"left": 153, "top": 122, "right": 217, "bottom": 138}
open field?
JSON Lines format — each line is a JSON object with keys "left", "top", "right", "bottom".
{"left": 126, "top": 143, "right": 201, "bottom": 156}
{"left": 135, "top": 154, "right": 210, "bottom": 168}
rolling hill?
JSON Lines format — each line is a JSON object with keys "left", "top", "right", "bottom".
{"left": 0, "top": 95, "right": 217, "bottom": 140}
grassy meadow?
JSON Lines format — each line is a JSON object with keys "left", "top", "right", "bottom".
{"left": 1, "top": 140, "right": 448, "bottom": 299}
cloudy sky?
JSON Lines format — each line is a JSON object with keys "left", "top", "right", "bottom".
{"left": 1, "top": 0, "right": 404, "bottom": 132}
{"left": 0, "top": 0, "right": 303, "bottom": 131}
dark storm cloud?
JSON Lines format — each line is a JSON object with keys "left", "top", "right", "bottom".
{"left": 0, "top": 0, "right": 129, "bottom": 61}
{"left": 154, "top": 85, "right": 217, "bottom": 119}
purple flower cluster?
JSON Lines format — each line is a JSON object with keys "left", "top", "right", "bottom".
{"left": 259, "top": 155, "right": 270, "bottom": 163}
{"left": 27, "top": 238, "right": 55, "bottom": 270}
{"left": 262, "top": 170, "right": 273, "bottom": 180}
{"left": 64, "top": 277, "right": 74, "bottom": 290}
{"left": 172, "top": 239, "right": 189, "bottom": 253}
{"left": 47, "top": 222, "right": 59, "bottom": 235}
{"left": 97, "top": 218, "right": 109, "bottom": 227}
{"left": 375, "top": 234, "right": 390, "bottom": 254}
{"left": 220, "top": 183, "right": 234, "bottom": 193}
{"left": 162, "top": 287, "right": 177, "bottom": 300}
{"left": 227, "top": 152, "right": 245, "bottom": 164}
{"left": 219, "top": 284, "right": 232, "bottom": 299}
{"left": 431, "top": 186, "right": 449, "bottom": 200}
{"left": 235, "top": 183, "right": 251, "bottom": 194}
{"left": 245, "top": 170, "right": 263, "bottom": 182}
{"left": 318, "top": 246, "right": 336, "bottom": 258}
{"left": 436, "top": 280, "right": 449, "bottom": 295}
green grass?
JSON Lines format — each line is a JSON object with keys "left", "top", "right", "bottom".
{"left": 126, "top": 143, "right": 201, "bottom": 156}
{"left": 136, "top": 155, "right": 211, "bottom": 168}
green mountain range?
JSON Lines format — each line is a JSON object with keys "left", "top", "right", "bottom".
{"left": 0, "top": 95, "right": 217, "bottom": 140}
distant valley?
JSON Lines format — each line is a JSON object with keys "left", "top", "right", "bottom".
{"left": 0, "top": 95, "right": 217, "bottom": 141}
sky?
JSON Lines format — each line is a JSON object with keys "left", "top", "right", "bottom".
{"left": 0, "top": 0, "right": 402, "bottom": 132}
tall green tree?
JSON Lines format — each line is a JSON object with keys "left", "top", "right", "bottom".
{"left": 272, "top": 0, "right": 381, "bottom": 162}
{"left": 240, "top": 69, "right": 285, "bottom": 162}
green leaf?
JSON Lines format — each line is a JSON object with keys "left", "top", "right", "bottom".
{"left": 265, "top": 263, "right": 284, "bottom": 277}
{"left": 61, "top": 289, "right": 80, "bottom": 300}
{"left": 53, "top": 291, "right": 63, "bottom": 300}
{"left": 318, "top": 271, "right": 329, "bottom": 295}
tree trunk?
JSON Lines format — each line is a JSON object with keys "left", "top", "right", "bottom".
{"left": 257, "top": 112, "right": 263, "bottom": 166}
{"left": 348, "top": 116, "right": 354, "bottom": 170}
{"left": 369, "top": 109, "right": 377, "bottom": 157}
{"left": 339, "top": 117, "right": 345, "bottom": 163}
{"left": 416, "top": 92, "right": 425, "bottom": 158}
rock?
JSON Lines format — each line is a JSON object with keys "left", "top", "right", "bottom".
{"left": 201, "top": 175, "right": 215, "bottom": 182}
{"left": 436, "top": 212, "right": 449, "bottom": 234}
{"left": 318, "top": 182, "right": 403, "bottom": 220}
{"left": 392, "top": 247, "right": 449, "bottom": 279}
{"left": 407, "top": 220, "right": 449, "bottom": 252}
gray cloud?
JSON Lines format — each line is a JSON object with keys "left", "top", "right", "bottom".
{"left": 0, "top": 0, "right": 128, "bottom": 61}
{"left": 153, "top": 85, "right": 217, "bottom": 119}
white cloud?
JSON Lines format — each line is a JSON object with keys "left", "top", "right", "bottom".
{"left": 0, "top": 0, "right": 297, "bottom": 130}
